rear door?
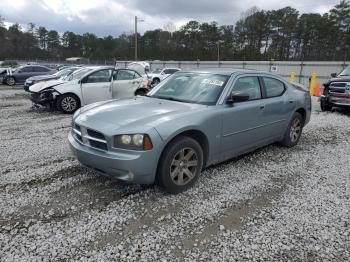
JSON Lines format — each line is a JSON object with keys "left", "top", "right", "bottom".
{"left": 81, "top": 69, "right": 113, "bottom": 105}
{"left": 112, "top": 69, "right": 143, "bottom": 99}
{"left": 34, "top": 66, "right": 51, "bottom": 76}
{"left": 260, "top": 76, "right": 293, "bottom": 137}
{"left": 221, "top": 75, "right": 266, "bottom": 158}
{"left": 17, "top": 66, "right": 35, "bottom": 82}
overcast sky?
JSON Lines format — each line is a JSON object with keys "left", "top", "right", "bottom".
{"left": 1, "top": 0, "right": 340, "bottom": 36}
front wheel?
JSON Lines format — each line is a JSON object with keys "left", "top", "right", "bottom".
{"left": 6, "top": 77, "right": 15, "bottom": 86}
{"left": 157, "top": 136, "right": 203, "bottom": 194}
{"left": 56, "top": 94, "right": 80, "bottom": 114}
{"left": 320, "top": 99, "right": 332, "bottom": 111}
{"left": 280, "top": 112, "right": 303, "bottom": 147}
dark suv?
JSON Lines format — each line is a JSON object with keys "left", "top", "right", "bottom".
{"left": 321, "top": 66, "right": 350, "bottom": 111}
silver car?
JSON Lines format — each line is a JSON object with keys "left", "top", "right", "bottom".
{"left": 69, "top": 69, "right": 311, "bottom": 193}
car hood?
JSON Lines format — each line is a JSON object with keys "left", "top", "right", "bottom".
{"left": 324, "top": 76, "right": 350, "bottom": 86}
{"left": 29, "top": 79, "right": 67, "bottom": 93}
{"left": 27, "top": 75, "right": 58, "bottom": 82}
{"left": 76, "top": 97, "right": 206, "bottom": 131}
{"left": 330, "top": 76, "right": 350, "bottom": 82}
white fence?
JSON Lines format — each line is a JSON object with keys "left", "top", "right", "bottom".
{"left": 116, "top": 60, "right": 349, "bottom": 85}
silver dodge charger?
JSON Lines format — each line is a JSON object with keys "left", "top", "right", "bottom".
{"left": 69, "top": 69, "right": 311, "bottom": 193}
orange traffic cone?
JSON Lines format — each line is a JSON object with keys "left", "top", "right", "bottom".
{"left": 313, "top": 82, "right": 321, "bottom": 97}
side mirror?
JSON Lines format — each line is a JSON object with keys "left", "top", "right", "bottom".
{"left": 227, "top": 92, "right": 250, "bottom": 104}
{"left": 161, "top": 71, "right": 165, "bottom": 75}
{"left": 331, "top": 73, "right": 337, "bottom": 78}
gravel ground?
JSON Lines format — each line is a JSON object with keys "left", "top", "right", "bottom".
{"left": 0, "top": 85, "right": 349, "bottom": 261}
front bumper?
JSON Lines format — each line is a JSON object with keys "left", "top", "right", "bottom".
{"left": 68, "top": 132, "right": 159, "bottom": 184}
{"left": 24, "top": 82, "right": 34, "bottom": 91}
{"left": 324, "top": 93, "right": 350, "bottom": 107}
{"left": 29, "top": 90, "right": 57, "bottom": 106}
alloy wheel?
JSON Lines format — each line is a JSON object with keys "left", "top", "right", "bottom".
{"left": 170, "top": 147, "right": 198, "bottom": 186}
{"left": 290, "top": 118, "right": 301, "bottom": 143}
{"left": 7, "top": 77, "right": 15, "bottom": 86}
{"left": 61, "top": 96, "right": 77, "bottom": 112}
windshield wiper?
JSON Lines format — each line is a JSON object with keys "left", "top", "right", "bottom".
{"left": 150, "top": 95, "right": 190, "bottom": 103}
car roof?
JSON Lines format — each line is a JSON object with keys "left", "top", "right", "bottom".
{"left": 178, "top": 68, "right": 272, "bottom": 76}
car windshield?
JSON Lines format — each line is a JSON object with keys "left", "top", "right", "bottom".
{"left": 62, "top": 68, "right": 92, "bottom": 81}
{"left": 339, "top": 66, "right": 350, "bottom": 76}
{"left": 152, "top": 68, "right": 162, "bottom": 74}
{"left": 54, "top": 68, "right": 72, "bottom": 77}
{"left": 148, "top": 73, "right": 229, "bottom": 105}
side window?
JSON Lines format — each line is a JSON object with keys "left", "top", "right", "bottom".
{"left": 35, "top": 67, "right": 49, "bottom": 72}
{"left": 163, "top": 69, "right": 172, "bottom": 74}
{"left": 232, "top": 76, "right": 261, "bottom": 100}
{"left": 263, "top": 77, "right": 285, "bottom": 98}
{"left": 85, "top": 69, "right": 112, "bottom": 83}
{"left": 114, "top": 70, "right": 136, "bottom": 80}
{"left": 20, "top": 67, "right": 34, "bottom": 73}
{"left": 168, "top": 69, "right": 179, "bottom": 74}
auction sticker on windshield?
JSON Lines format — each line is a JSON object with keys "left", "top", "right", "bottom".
{"left": 202, "top": 79, "right": 225, "bottom": 86}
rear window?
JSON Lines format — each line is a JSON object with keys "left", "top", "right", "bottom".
{"left": 263, "top": 77, "right": 285, "bottom": 98}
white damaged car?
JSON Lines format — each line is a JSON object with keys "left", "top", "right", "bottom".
{"left": 28, "top": 66, "right": 150, "bottom": 113}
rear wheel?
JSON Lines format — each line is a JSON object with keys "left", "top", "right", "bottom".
{"left": 280, "top": 112, "right": 303, "bottom": 147}
{"left": 157, "top": 136, "right": 203, "bottom": 194}
{"left": 6, "top": 77, "right": 15, "bottom": 86}
{"left": 56, "top": 94, "right": 80, "bottom": 114}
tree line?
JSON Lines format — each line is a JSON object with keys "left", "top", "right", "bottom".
{"left": 0, "top": 1, "right": 349, "bottom": 62}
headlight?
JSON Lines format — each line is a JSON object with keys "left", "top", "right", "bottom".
{"left": 114, "top": 134, "right": 153, "bottom": 151}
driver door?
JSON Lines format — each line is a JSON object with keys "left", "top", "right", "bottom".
{"left": 221, "top": 75, "right": 266, "bottom": 158}
{"left": 112, "top": 69, "right": 143, "bottom": 99}
{"left": 81, "top": 69, "right": 113, "bottom": 105}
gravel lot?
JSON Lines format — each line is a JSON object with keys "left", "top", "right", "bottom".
{"left": 0, "top": 85, "right": 349, "bottom": 261}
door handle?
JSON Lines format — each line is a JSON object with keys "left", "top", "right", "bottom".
{"left": 260, "top": 105, "right": 265, "bottom": 109}
{"left": 289, "top": 100, "right": 294, "bottom": 104}
{"left": 132, "top": 81, "right": 141, "bottom": 84}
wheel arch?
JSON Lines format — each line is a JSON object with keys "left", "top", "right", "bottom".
{"left": 56, "top": 92, "right": 82, "bottom": 112}
{"left": 158, "top": 129, "right": 210, "bottom": 170}
{"left": 295, "top": 107, "right": 306, "bottom": 125}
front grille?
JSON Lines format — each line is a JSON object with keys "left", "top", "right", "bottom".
{"left": 75, "top": 123, "right": 81, "bottom": 132}
{"left": 72, "top": 123, "right": 108, "bottom": 151}
{"left": 87, "top": 129, "right": 105, "bottom": 140}
{"left": 330, "top": 82, "right": 347, "bottom": 88}
{"left": 89, "top": 140, "right": 108, "bottom": 151}
{"left": 330, "top": 88, "right": 345, "bottom": 93}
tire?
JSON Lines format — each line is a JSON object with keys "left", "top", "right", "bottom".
{"left": 152, "top": 78, "right": 160, "bottom": 85}
{"left": 320, "top": 99, "right": 332, "bottom": 111}
{"left": 56, "top": 94, "right": 80, "bottom": 114}
{"left": 6, "top": 77, "right": 15, "bottom": 86}
{"left": 157, "top": 136, "right": 204, "bottom": 194}
{"left": 280, "top": 112, "right": 303, "bottom": 147}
